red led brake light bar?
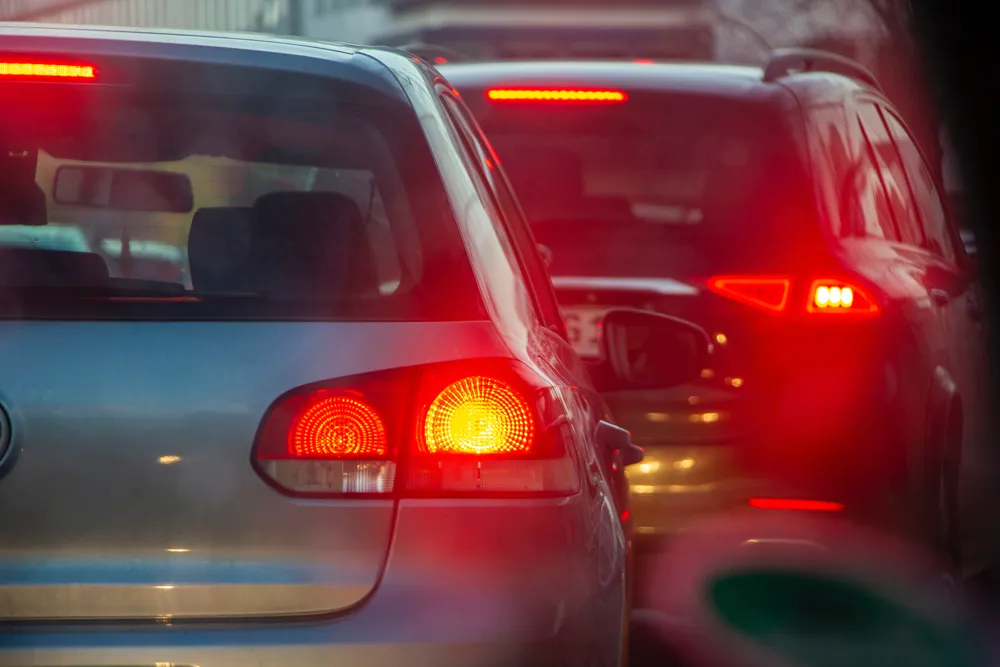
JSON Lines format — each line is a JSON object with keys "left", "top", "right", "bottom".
{"left": 749, "top": 498, "right": 845, "bottom": 512}
{"left": 487, "top": 88, "right": 627, "bottom": 103}
{"left": 0, "top": 62, "right": 96, "bottom": 79}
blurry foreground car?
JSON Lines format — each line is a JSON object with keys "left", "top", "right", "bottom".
{"left": 0, "top": 25, "right": 710, "bottom": 667}
{"left": 443, "top": 51, "right": 987, "bottom": 568}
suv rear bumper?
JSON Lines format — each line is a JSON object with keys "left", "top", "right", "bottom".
{"left": 617, "top": 357, "right": 907, "bottom": 539}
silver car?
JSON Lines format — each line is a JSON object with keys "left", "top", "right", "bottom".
{"left": 0, "top": 24, "right": 707, "bottom": 667}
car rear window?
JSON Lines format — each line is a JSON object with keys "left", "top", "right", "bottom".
{"left": 461, "top": 89, "right": 817, "bottom": 277}
{"left": 0, "top": 59, "right": 482, "bottom": 321}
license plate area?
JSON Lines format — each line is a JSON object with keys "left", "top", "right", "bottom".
{"left": 562, "top": 305, "right": 611, "bottom": 359}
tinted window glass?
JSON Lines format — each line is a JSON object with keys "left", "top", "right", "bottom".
{"left": 846, "top": 140, "right": 898, "bottom": 242}
{"left": 0, "top": 67, "right": 481, "bottom": 321}
{"left": 461, "top": 90, "right": 817, "bottom": 277}
{"left": 809, "top": 105, "right": 852, "bottom": 237}
{"left": 858, "top": 102, "right": 922, "bottom": 246}
{"left": 883, "top": 109, "right": 958, "bottom": 262}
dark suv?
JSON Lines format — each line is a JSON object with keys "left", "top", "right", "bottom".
{"left": 441, "top": 49, "right": 987, "bottom": 566}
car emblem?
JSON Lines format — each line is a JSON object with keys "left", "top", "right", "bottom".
{"left": 587, "top": 292, "right": 598, "bottom": 303}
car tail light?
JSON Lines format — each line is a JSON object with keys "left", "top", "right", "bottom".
{"left": 707, "top": 276, "right": 791, "bottom": 313}
{"left": 254, "top": 360, "right": 580, "bottom": 497}
{"left": 708, "top": 275, "right": 880, "bottom": 316}
{"left": 0, "top": 62, "right": 96, "bottom": 79}
{"left": 749, "top": 498, "right": 845, "bottom": 512}
{"left": 422, "top": 376, "right": 534, "bottom": 455}
{"left": 288, "top": 395, "right": 388, "bottom": 458}
{"left": 486, "top": 88, "right": 627, "bottom": 103}
{"left": 807, "top": 279, "right": 879, "bottom": 316}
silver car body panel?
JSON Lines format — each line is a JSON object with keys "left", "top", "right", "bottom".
{"left": 0, "top": 26, "right": 628, "bottom": 667}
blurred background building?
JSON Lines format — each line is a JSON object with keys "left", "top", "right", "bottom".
{"left": 0, "top": 0, "right": 882, "bottom": 63}
{"left": 0, "top": 0, "right": 945, "bottom": 183}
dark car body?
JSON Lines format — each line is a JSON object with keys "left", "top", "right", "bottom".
{"left": 441, "top": 59, "right": 988, "bottom": 563}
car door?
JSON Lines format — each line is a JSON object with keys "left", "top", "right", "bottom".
{"left": 881, "top": 106, "right": 987, "bottom": 466}
{"left": 845, "top": 98, "right": 934, "bottom": 465}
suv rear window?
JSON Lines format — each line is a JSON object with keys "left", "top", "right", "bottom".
{"left": 0, "top": 61, "right": 481, "bottom": 321}
{"left": 461, "top": 89, "right": 815, "bottom": 277}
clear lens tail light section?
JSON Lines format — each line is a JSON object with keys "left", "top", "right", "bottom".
{"left": 806, "top": 279, "right": 879, "bottom": 316}
{"left": 253, "top": 360, "right": 580, "bottom": 498}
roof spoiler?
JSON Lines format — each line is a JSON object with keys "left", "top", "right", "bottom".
{"left": 763, "top": 48, "right": 881, "bottom": 90}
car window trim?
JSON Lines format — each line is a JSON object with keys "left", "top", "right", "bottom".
{"left": 854, "top": 98, "right": 905, "bottom": 242}
{"left": 878, "top": 104, "right": 965, "bottom": 266}
{"left": 436, "top": 86, "right": 566, "bottom": 338}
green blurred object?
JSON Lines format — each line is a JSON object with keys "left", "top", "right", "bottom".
{"left": 709, "top": 569, "right": 988, "bottom": 667}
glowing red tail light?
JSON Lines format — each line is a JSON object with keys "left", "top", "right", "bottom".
{"left": 708, "top": 275, "right": 880, "bottom": 316}
{"left": 749, "top": 498, "right": 845, "bottom": 512}
{"left": 254, "top": 361, "right": 579, "bottom": 497}
{"left": 486, "top": 88, "right": 627, "bottom": 103}
{"left": 807, "top": 279, "right": 879, "bottom": 316}
{"left": 708, "top": 276, "right": 791, "bottom": 313}
{"left": 288, "top": 395, "right": 387, "bottom": 459}
{"left": 0, "top": 62, "right": 96, "bottom": 79}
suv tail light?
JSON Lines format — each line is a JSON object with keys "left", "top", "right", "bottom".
{"left": 708, "top": 275, "right": 880, "bottom": 316}
{"left": 254, "top": 360, "right": 580, "bottom": 498}
{"left": 707, "top": 276, "right": 791, "bottom": 313}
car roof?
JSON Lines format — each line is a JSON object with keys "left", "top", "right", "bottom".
{"left": 440, "top": 61, "right": 775, "bottom": 98}
{"left": 0, "top": 23, "right": 414, "bottom": 100}
{"left": 439, "top": 60, "right": 868, "bottom": 106}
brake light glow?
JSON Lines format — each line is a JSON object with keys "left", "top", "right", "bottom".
{"left": 0, "top": 62, "right": 95, "bottom": 79}
{"left": 254, "top": 361, "right": 579, "bottom": 497}
{"left": 423, "top": 376, "right": 534, "bottom": 455}
{"left": 708, "top": 276, "right": 791, "bottom": 313}
{"left": 749, "top": 498, "right": 845, "bottom": 512}
{"left": 807, "top": 279, "right": 879, "bottom": 315}
{"left": 487, "top": 88, "right": 627, "bottom": 103}
{"left": 289, "top": 395, "right": 387, "bottom": 458}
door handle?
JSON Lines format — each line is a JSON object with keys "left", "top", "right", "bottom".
{"left": 929, "top": 289, "right": 950, "bottom": 306}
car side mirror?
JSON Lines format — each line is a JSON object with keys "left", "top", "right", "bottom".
{"left": 598, "top": 308, "right": 711, "bottom": 391}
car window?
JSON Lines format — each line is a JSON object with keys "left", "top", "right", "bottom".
{"left": 882, "top": 108, "right": 958, "bottom": 263}
{"left": 845, "top": 135, "right": 899, "bottom": 242}
{"left": 460, "top": 89, "right": 815, "bottom": 277}
{"left": 809, "top": 105, "right": 853, "bottom": 237}
{"left": 0, "top": 73, "right": 481, "bottom": 321}
{"left": 857, "top": 101, "right": 923, "bottom": 247}
{"left": 440, "top": 93, "right": 566, "bottom": 336}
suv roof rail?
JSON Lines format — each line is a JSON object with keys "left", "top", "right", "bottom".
{"left": 399, "top": 42, "right": 466, "bottom": 64}
{"left": 762, "top": 48, "right": 881, "bottom": 90}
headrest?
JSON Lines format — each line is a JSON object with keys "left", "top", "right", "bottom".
{"left": 0, "top": 247, "right": 109, "bottom": 286}
{"left": 187, "top": 207, "right": 254, "bottom": 293}
{"left": 251, "top": 192, "right": 378, "bottom": 299}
